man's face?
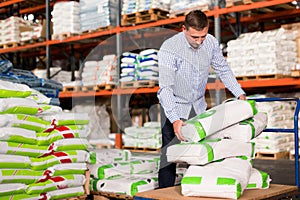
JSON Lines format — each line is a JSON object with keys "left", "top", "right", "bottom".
{"left": 183, "top": 25, "right": 208, "bottom": 49}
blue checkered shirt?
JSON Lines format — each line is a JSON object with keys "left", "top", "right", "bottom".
{"left": 157, "top": 32, "right": 245, "bottom": 123}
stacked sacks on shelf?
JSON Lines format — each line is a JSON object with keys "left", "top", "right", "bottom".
{"left": 169, "top": 0, "right": 211, "bottom": 15}
{"left": 0, "top": 16, "right": 34, "bottom": 45}
{"left": 123, "top": 121, "right": 161, "bottom": 149}
{"left": 80, "top": 0, "right": 117, "bottom": 32}
{"left": 89, "top": 149, "right": 164, "bottom": 197}
{"left": 121, "top": 0, "right": 169, "bottom": 15}
{"left": 0, "top": 60, "right": 63, "bottom": 106}
{"left": 0, "top": 80, "right": 93, "bottom": 199}
{"left": 121, "top": 0, "right": 138, "bottom": 15}
{"left": 166, "top": 100, "right": 271, "bottom": 199}
{"left": 137, "top": 49, "right": 159, "bottom": 81}
{"left": 227, "top": 28, "right": 297, "bottom": 76}
{"left": 81, "top": 54, "right": 118, "bottom": 87}
{"left": 137, "top": 0, "right": 170, "bottom": 12}
{"left": 52, "top": 1, "right": 81, "bottom": 36}
{"left": 120, "top": 52, "right": 139, "bottom": 82}
{"left": 120, "top": 49, "right": 159, "bottom": 83}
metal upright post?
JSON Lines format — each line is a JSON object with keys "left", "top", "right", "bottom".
{"left": 46, "top": 0, "right": 51, "bottom": 79}
{"left": 115, "top": 0, "right": 123, "bottom": 148}
{"left": 214, "top": 0, "right": 222, "bottom": 105}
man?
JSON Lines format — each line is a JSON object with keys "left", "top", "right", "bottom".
{"left": 157, "top": 10, "right": 246, "bottom": 188}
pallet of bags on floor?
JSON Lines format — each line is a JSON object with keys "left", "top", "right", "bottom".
{"left": 122, "top": 121, "right": 161, "bottom": 151}
{"left": 166, "top": 99, "right": 271, "bottom": 199}
{"left": 0, "top": 60, "right": 62, "bottom": 106}
{"left": 88, "top": 148, "right": 185, "bottom": 198}
{"left": 0, "top": 79, "right": 94, "bottom": 199}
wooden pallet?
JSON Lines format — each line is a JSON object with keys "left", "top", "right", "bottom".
{"left": 52, "top": 32, "right": 80, "bottom": 40}
{"left": 60, "top": 194, "right": 87, "bottom": 200}
{"left": 121, "top": 8, "right": 168, "bottom": 26}
{"left": 255, "top": 151, "right": 289, "bottom": 160}
{"left": 81, "top": 84, "right": 116, "bottom": 92}
{"left": 62, "top": 85, "right": 81, "bottom": 92}
{"left": 169, "top": 5, "right": 210, "bottom": 18}
{"left": 20, "top": 37, "right": 45, "bottom": 45}
{"left": 82, "top": 26, "right": 113, "bottom": 34}
{"left": 291, "top": 70, "right": 300, "bottom": 77}
{"left": 120, "top": 80, "right": 157, "bottom": 89}
{"left": 225, "top": 0, "right": 253, "bottom": 7}
{"left": 122, "top": 146, "right": 160, "bottom": 153}
{"left": 236, "top": 74, "right": 286, "bottom": 81}
{"left": 94, "top": 143, "right": 114, "bottom": 149}
{"left": 0, "top": 42, "right": 19, "bottom": 49}
{"left": 92, "top": 191, "right": 133, "bottom": 200}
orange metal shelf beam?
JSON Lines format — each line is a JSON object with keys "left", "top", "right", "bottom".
{"left": 59, "top": 78, "right": 300, "bottom": 98}
{"left": 206, "top": 78, "right": 300, "bottom": 90}
{"left": 59, "top": 86, "right": 160, "bottom": 98}
{"left": 0, "top": 0, "right": 23, "bottom": 7}
{"left": 216, "top": 0, "right": 294, "bottom": 15}
{"left": 0, "top": 41, "right": 47, "bottom": 54}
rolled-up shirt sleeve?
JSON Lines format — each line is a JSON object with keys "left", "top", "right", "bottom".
{"left": 210, "top": 38, "right": 246, "bottom": 98}
{"left": 157, "top": 46, "right": 180, "bottom": 123}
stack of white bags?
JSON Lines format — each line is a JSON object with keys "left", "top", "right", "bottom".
{"left": 89, "top": 149, "right": 160, "bottom": 196}
{"left": 52, "top": 1, "right": 81, "bottom": 35}
{"left": 166, "top": 100, "right": 271, "bottom": 199}
{"left": 120, "top": 49, "right": 159, "bottom": 82}
{"left": 82, "top": 54, "right": 118, "bottom": 86}
{"left": 123, "top": 121, "right": 162, "bottom": 149}
{"left": 80, "top": 0, "right": 117, "bottom": 32}
{"left": 227, "top": 28, "right": 297, "bottom": 76}
{"left": 121, "top": 0, "right": 169, "bottom": 15}
{"left": 0, "top": 80, "right": 94, "bottom": 199}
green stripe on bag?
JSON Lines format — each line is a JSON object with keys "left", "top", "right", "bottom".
{"left": 246, "top": 100, "right": 258, "bottom": 115}
{"left": 217, "top": 177, "right": 236, "bottom": 185}
{"left": 98, "top": 164, "right": 113, "bottom": 180}
{"left": 187, "top": 120, "right": 206, "bottom": 140}
{"left": 260, "top": 171, "right": 270, "bottom": 188}
{"left": 181, "top": 176, "right": 202, "bottom": 185}
{"left": 247, "top": 183, "right": 257, "bottom": 189}
{"left": 251, "top": 142, "right": 255, "bottom": 158}
{"left": 198, "top": 141, "right": 214, "bottom": 162}
{"left": 240, "top": 118, "right": 255, "bottom": 139}
{"left": 130, "top": 180, "right": 148, "bottom": 196}
{"left": 236, "top": 183, "right": 242, "bottom": 199}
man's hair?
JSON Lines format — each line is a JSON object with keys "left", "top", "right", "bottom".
{"left": 184, "top": 10, "right": 209, "bottom": 31}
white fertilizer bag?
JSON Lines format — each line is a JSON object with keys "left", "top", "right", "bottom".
{"left": 167, "top": 139, "right": 255, "bottom": 165}
{"left": 0, "top": 127, "right": 37, "bottom": 144}
{"left": 0, "top": 183, "right": 27, "bottom": 196}
{"left": 247, "top": 168, "right": 271, "bottom": 189}
{"left": 182, "top": 100, "right": 257, "bottom": 142}
{"left": 181, "top": 157, "right": 252, "bottom": 199}
{"left": 208, "top": 112, "right": 268, "bottom": 142}
{"left": 91, "top": 148, "right": 131, "bottom": 164}
{"left": 0, "top": 79, "right": 31, "bottom": 98}
{"left": 47, "top": 186, "right": 85, "bottom": 199}
{"left": 91, "top": 176, "right": 158, "bottom": 197}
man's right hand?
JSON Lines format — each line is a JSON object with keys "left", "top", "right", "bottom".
{"left": 173, "top": 120, "right": 186, "bottom": 141}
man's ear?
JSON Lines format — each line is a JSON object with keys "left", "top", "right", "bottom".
{"left": 182, "top": 25, "right": 186, "bottom": 32}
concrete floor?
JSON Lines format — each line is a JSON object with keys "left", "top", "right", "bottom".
{"left": 253, "top": 159, "right": 299, "bottom": 186}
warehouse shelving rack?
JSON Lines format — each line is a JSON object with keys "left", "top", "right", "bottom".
{"left": 0, "top": 0, "right": 299, "bottom": 91}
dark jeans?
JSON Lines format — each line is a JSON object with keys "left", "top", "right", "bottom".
{"left": 158, "top": 106, "right": 196, "bottom": 188}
